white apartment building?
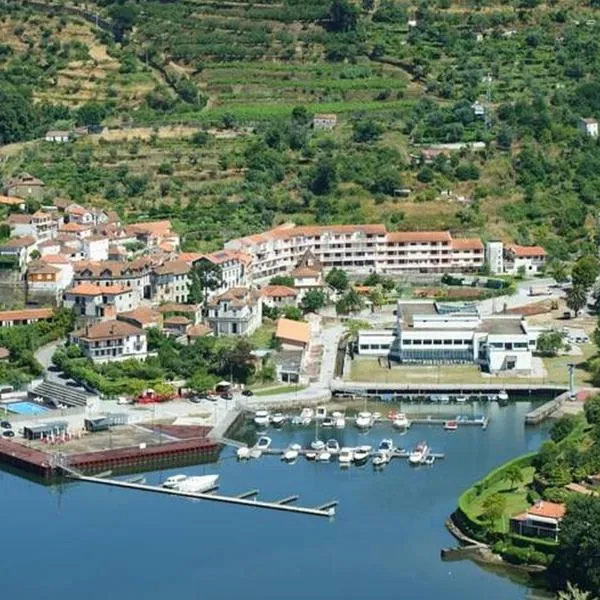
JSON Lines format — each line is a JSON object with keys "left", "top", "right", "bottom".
{"left": 83, "top": 236, "right": 109, "bottom": 261}
{"left": 579, "top": 117, "right": 598, "bottom": 138}
{"left": 357, "top": 301, "right": 535, "bottom": 373}
{"left": 207, "top": 287, "right": 262, "bottom": 336}
{"left": 152, "top": 260, "right": 191, "bottom": 304}
{"left": 7, "top": 211, "right": 59, "bottom": 240}
{"left": 225, "top": 223, "right": 485, "bottom": 282}
{"left": 71, "top": 320, "right": 148, "bottom": 363}
{"left": 191, "top": 250, "right": 251, "bottom": 298}
{"left": 486, "top": 241, "right": 504, "bottom": 275}
{"left": 64, "top": 283, "right": 137, "bottom": 320}
{"left": 504, "top": 245, "right": 547, "bottom": 275}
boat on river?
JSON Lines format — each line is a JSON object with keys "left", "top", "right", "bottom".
{"left": 355, "top": 411, "right": 373, "bottom": 430}
{"left": 409, "top": 441, "right": 429, "bottom": 465}
{"left": 163, "top": 474, "right": 219, "bottom": 493}
{"left": 392, "top": 412, "right": 410, "bottom": 429}
{"left": 338, "top": 447, "right": 354, "bottom": 466}
{"left": 254, "top": 410, "right": 270, "bottom": 427}
{"left": 444, "top": 420, "right": 458, "bottom": 431}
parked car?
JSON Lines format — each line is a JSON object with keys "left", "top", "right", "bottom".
{"left": 189, "top": 395, "right": 207, "bottom": 404}
{"left": 0, "top": 421, "right": 11, "bottom": 429}
{"left": 241, "top": 390, "right": 254, "bottom": 397}
{"left": 220, "top": 392, "right": 233, "bottom": 400}
{"left": 2, "top": 430, "right": 15, "bottom": 438}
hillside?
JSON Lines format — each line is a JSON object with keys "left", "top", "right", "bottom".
{"left": 1, "top": 0, "right": 600, "bottom": 260}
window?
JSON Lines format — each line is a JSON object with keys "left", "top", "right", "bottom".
{"left": 443, "top": 339, "right": 452, "bottom": 345}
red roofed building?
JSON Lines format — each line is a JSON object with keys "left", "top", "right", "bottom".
{"left": 64, "top": 282, "right": 137, "bottom": 321}
{"left": 504, "top": 245, "right": 547, "bottom": 276}
{"left": 259, "top": 285, "right": 298, "bottom": 308}
{"left": 71, "top": 320, "right": 148, "bottom": 363}
{"left": 207, "top": 287, "right": 262, "bottom": 336}
{"left": 510, "top": 501, "right": 566, "bottom": 541}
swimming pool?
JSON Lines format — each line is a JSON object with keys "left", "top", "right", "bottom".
{"left": 4, "top": 401, "right": 49, "bottom": 416}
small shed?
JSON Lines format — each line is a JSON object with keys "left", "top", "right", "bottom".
{"left": 23, "top": 421, "right": 68, "bottom": 440}
{"left": 84, "top": 413, "right": 128, "bottom": 432}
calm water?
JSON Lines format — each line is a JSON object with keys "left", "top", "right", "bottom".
{"left": 0, "top": 402, "right": 550, "bottom": 599}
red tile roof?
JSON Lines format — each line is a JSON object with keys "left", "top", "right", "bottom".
{"left": 0, "top": 236, "right": 36, "bottom": 248}
{"left": 451, "top": 238, "right": 484, "bottom": 250}
{"left": 275, "top": 318, "right": 310, "bottom": 345}
{"left": 527, "top": 501, "right": 566, "bottom": 520}
{"left": 67, "top": 283, "right": 127, "bottom": 296}
{"left": 0, "top": 308, "right": 54, "bottom": 321}
{"left": 387, "top": 231, "right": 452, "bottom": 243}
{"left": 260, "top": 285, "right": 298, "bottom": 298}
{"left": 74, "top": 320, "right": 144, "bottom": 340}
{"left": 507, "top": 245, "right": 546, "bottom": 257}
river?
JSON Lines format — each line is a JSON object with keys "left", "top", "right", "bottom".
{"left": 0, "top": 401, "right": 551, "bottom": 599}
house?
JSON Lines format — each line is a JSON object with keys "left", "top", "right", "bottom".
{"left": 117, "top": 307, "right": 162, "bottom": 330}
{"left": 472, "top": 102, "right": 485, "bottom": 118}
{"left": 510, "top": 501, "right": 566, "bottom": 542}
{"left": 7, "top": 211, "right": 58, "bottom": 241}
{"left": 313, "top": 113, "right": 337, "bottom": 130}
{"left": 0, "top": 195, "right": 26, "bottom": 211}
{"left": 357, "top": 300, "right": 535, "bottom": 374}
{"left": 485, "top": 241, "right": 504, "bottom": 275}
{"left": 504, "top": 245, "right": 547, "bottom": 275}
{"left": 83, "top": 235, "right": 109, "bottom": 261}
{"left": 186, "top": 323, "right": 213, "bottom": 343}
{"left": 59, "top": 222, "right": 92, "bottom": 239}
{"left": 66, "top": 203, "right": 94, "bottom": 225}
{"left": 206, "top": 287, "right": 262, "bottom": 336}
{"left": 0, "top": 308, "right": 54, "bottom": 327}
{"left": 275, "top": 317, "right": 311, "bottom": 351}
{"left": 152, "top": 260, "right": 191, "bottom": 304}
{"left": 40, "top": 255, "right": 75, "bottom": 290}
{"left": 292, "top": 250, "right": 325, "bottom": 296}
{"left": 26, "top": 262, "right": 63, "bottom": 304}
{"left": 125, "top": 220, "right": 179, "bottom": 249}
{"left": 71, "top": 320, "right": 148, "bottom": 363}
{"left": 190, "top": 250, "right": 251, "bottom": 297}
{"left": 108, "top": 244, "right": 127, "bottom": 261}
{"left": 63, "top": 283, "right": 137, "bottom": 321}
{"left": 4, "top": 173, "right": 45, "bottom": 200}
{"left": 38, "top": 238, "right": 62, "bottom": 257}
{"left": 0, "top": 236, "right": 37, "bottom": 271}
{"left": 259, "top": 285, "right": 298, "bottom": 308}
{"left": 579, "top": 117, "right": 598, "bottom": 138}
{"left": 163, "top": 315, "right": 192, "bottom": 336}
{"left": 45, "top": 130, "right": 71, "bottom": 143}
{"left": 158, "top": 303, "right": 202, "bottom": 325}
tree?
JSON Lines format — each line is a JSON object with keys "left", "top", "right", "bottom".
{"left": 550, "top": 496, "right": 600, "bottom": 594}
{"left": 335, "top": 288, "right": 364, "bottom": 315}
{"left": 76, "top": 102, "right": 109, "bottom": 127}
{"left": 309, "top": 158, "right": 337, "bottom": 195}
{"left": 504, "top": 465, "right": 524, "bottom": 491}
{"left": 188, "top": 260, "right": 223, "bottom": 308}
{"left": 368, "top": 286, "right": 385, "bottom": 311}
{"left": 572, "top": 256, "right": 600, "bottom": 290}
{"left": 584, "top": 395, "right": 600, "bottom": 425}
{"left": 328, "top": 0, "right": 359, "bottom": 32}
{"left": 550, "top": 414, "right": 578, "bottom": 442}
{"left": 301, "top": 289, "right": 326, "bottom": 313}
{"left": 536, "top": 330, "right": 565, "bottom": 357}
{"left": 282, "top": 306, "right": 303, "bottom": 321}
{"left": 269, "top": 275, "right": 295, "bottom": 287}
{"left": 566, "top": 285, "right": 588, "bottom": 316}
{"left": 188, "top": 369, "right": 216, "bottom": 392}
{"left": 191, "top": 130, "right": 210, "bottom": 146}
{"left": 352, "top": 119, "right": 384, "bottom": 143}
{"left": 549, "top": 260, "right": 570, "bottom": 284}
{"left": 558, "top": 582, "right": 597, "bottom": 600}
{"left": 326, "top": 267, "right": 349, "bottom": 292}
{"left": 215, "top": 338, "right": 256, "bottom": 383}
{"left": 29, "top": 249, "right": 41, "bottom": 260}
{"left": 481, "top": 493, "right": 507, "bottom": 526}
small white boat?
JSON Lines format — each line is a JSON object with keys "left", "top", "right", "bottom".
{"left": 409, "top": 441, "right": 429, "bottom": 465}
{"left": 315, "top": 406, "right": 328, "bottom": 420}
{"left": 253, "top": 410, "right": 270, "bottom": 427}
{"left": 282, "top": 444, "right": 301, "bottom": 462}
{"left": 378, "top": 439, "right": 394, "bottom": 454}
{"left": 338, "top": 447, "right": 354, "bottom": 466}
{"left": 325, "top": 439, "right": 340, "bottom": 454}
{"left": 440, "top": 395, "right": 450, "bottom": 404}
{"left": 498, "top": 389, "right": 509, "bottom": 402}
{"left": 392, "top": 413, "right": 410, "bottom": 429}
{"left": 310, "top": 439, "right": 325, "bottom": 451}
{"left": 300, "top": 407, "right": 314, "bottom": 420}
{"left": 270, "top": 413, "right": 285, "bottom": 427}
{"left": 332, "top": 412, "right": 346, "bottom": 429}
{"left": 317, "top": 450, "right": 331, "bottom": 462}
{"left": 372, "top": 450, "right": 390, "bottom": 468}
{"left": 372, "top": 412, "right": 382, "bottom": 422}
{"left": 255, "top": 436, "right": 272, "bottom": 450}
{"left": 290, "top": 415, "right": 304, "bottom": 426}
{"left": 322, "top": 416, "right": 334, "bottom": 428}
{"left": 355, "top": 411, "right": 373, "bottom": 430}
{"left": 162, "top": 474, "right": 188, "bottom": 489}
{"left": 353, "top": 447, "right": 370, "bottom": 465}
{"left": 455, "top": 395, "right": 467, "bottom": 404}
{"left": 444, "top": 420, "right": 458, "bottom": 431}
{"left": 236, "top": 446, "right": 251, "bottom": 460}
{"left": 332, "top": 411, "right": 343, "bottom": 419}
{"left": 175, "top": 474, "right": 219, "bottom": 493}
{"left": 305, "top": 451, "right": 317, "bottom": 461}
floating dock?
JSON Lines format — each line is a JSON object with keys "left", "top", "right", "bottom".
{"left": 61, "top": 467, "right": 337, "bottom": 518}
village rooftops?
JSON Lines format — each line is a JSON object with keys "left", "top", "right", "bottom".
{"left": 7, "top": 214, "right": 33, "bottom": 224}
{"left": 387, "top": 231, "right": 452, "bottom": 243}
{"left": 163, "top": 315, "right": 192, "bottom": 326}
{"left": 125, "top": 220, "right": 172, "bottom": 237}
{"left": 0, "top": 308, "right": 54, "bottom": 321}
{"left": 208, "top": 286, "right": 259, "bottom": 307}
{"left": 513, "top": 501, "right": 566, "bottom": 522}
{"left": 275, "top": 318, "right": 311, "bottom": 345}
{"left": 27, "top": 261, "right": 60, "bottom": 275}
{"left": 66, "top": 283, "right": 128, "bottom": 296}
{"left": 260, "top": 285, "right": 298, "bottom": 298}
{"left": 506, "top": 244, "right": 547, "bottom": 257}
{"left": 0, "top": 236, "right": 36, "bottom": 248}
{"left": 451, "top": 238, "right": 484, "bottom": 250}
{"left": 117, "top": 307, "right": 161, "bottom": 328}
{"left": 477, "top": 317, "right": 526, "bottom": 336}
{"left": 158, "top": 303, "right": 199, "bottom": 314}
{"left": 74, "top": 320, "right": 144, "bottom": 341}
{"left": 154, "top": 259, "right": 190, "bottom": 276}
{"left": 6, "top": 173, "right": 45, "bottom": 188}
{"left": 0, "top": 195, "right": 25, "bottom": 206}
{"left": 187, "top": 324, "right": 212, "bottom": 338}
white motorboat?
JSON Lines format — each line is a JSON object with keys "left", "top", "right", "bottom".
{"left": 338, "top": 447, "right": 354, "bottom": 466}
{"left": 325, "top": 439, "right": 340, "bottom": 454}
{"left": 253, "top": 410, "right": 270, "bottom": 427}
{"left": 378, "top": 439, "right": 394, "bottom": 454}
{"left": 392, "top": 412, "right": 410, "bottom": 429}
{"left": 455, "top": 395, "right": 467, "bottom": 404}
{"left": 315, "top": 406, "right": 328, "bottom": 420}
{"left": 440, "top": 395, "right": 450, "bottom": 404}
{"left": 332, "top": 411, "right": 346, "bottom": 429}
{"left": 353, "top": 447, "right": 370, "bottom": 465}
{"left": 372, "top": 450, "right": 390, "bottom": 468}
{"left": 498, "top": 389, "right": 509, "bottom": 402}
{"left": 255, "top": 436, "right": 272, "bottom": 450}
{"left": 300, "top": 407, "right": 314, "bottom": 425}
{"left": 424, "top": 455, "right": 436, "bottom": 466}
{"left": 162, "top": 474, "right": 188, "bottom": 489}
{"left": 290, "top": 415, "right": 304, "bottom": 426}
{"left": 270, "top": 413, "right": 286, "bottom": 427}
{"left": 305, "top": 450, "right": 317, "bottom": 460}
{"left": 317, "top": 450, "right": 331, "bottom": 462}
{"left": 282, "top": 444, "right": 301, "bottom": 462}
{"left": 175, "top": 474, "right": 219, "bottom": 493}
{"left": 236, "top": 446, "right": 251, "bottom": 460}
{"left": 322, "top": 416, "right": 334, "bottom": 428}
{"left": 311, "top": 440, "right": 325, "bottom": 451}
{"left": 355, "top": 411, "right": 373, "bottom": 430}
{"left": 409, "top": 441, "right": 429, "bottom": 465}
{"left": 372, "top": 412, "right": 382, "bottom": 422}
{"left": 444, "top": 420, "right": 458, "bottom": 431}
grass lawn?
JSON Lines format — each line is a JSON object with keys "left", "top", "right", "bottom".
{"left": 252, "top": 384, "right": 307, "bottom": 397}
{"left": 248, "top": 324, "right": 275, "bottom": 349}
{"left": 466, "top": 466, "right": 536, "bottom": 533}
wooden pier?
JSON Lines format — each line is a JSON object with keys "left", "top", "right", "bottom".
{"left": 61, "top": 468, "right": 337, "bottom": 518}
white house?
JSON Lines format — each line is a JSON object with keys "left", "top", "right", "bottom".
{"left": 510, "top": 501, "right": 566, "bottom": 542}
{"left": 40, "top": 255, "right": 75, "bottom": 290}
{"left": 259, "top": 285, "right": 298, "bottom": 308}
{"left": 64, "top": 283, "right": 137, "bottom": 320}
{"left": 485, "top": 241, "right": 504, "bottom": 275}
{"left": 190, "top": 250, "right": 251, "bottom": 298}
{"left": 71, "top": 320, "right": 148, "bottom": 363}
{"left": 207, "top": 287, "right": 262, "bottom": 336}
{"left": 0, "top": 308, "right": 54, "bottom": 327}
{"left": 579, "top": 117, "right": 598, "bottom": 138}
{"left": 45, "top": 130, "right": 71, "bottom": 143}
{"left": 504, "top": 245, "right": 547, "bottom": 275}
{"left": 7, "top": 212, "right": 58, "bottom": 241}
{"left": 313, "top": 114, "right": 337, "bottom": 130}
{"left": 357, "top": 301, "right": 535, "bottom": 374}
{"left": 0, "top": 236, "right": 37, "bottom": 271}
{"left": 83, "top": 235, "right": 109, "bottom": 261}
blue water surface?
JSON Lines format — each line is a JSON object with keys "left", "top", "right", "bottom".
{"left": 0, "top": 401, "right": 551, "bottom": 600}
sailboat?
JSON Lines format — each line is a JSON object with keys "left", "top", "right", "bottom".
{"left": 310, "top": 415, "right": 324, "bottom": 450}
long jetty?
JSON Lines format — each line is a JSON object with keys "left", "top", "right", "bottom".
{"left": 524, "top": 391, "right": 569, "bottom": 425}
{"left": 61, "top": 467, "right": 337, "bottom": 518}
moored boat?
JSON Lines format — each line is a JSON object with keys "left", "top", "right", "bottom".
{"left": 392, "top": 412, "right": 410, "bottom": 429}
{"left": 317, "top": 450, "right": 331, "bottom": 462}
{"left": 444, "top": 420, "right": 458, "bottom": 431}
{"left": 455, "top": 395, "right": 467, "bottom": 404}
{"left": 353, "top": 446, "right": 370, "bottom": 465}
{"left": 372, "top": 451, "right": 390, "bottom": 468}
{"left": 162, "top": 474, "right": 188, "bottom": 489}
{"left": 175, "top": 474, "right": 219, "bottom": 493}
{"left": 311, "top": 439, "right": 325, "bottom": 451}
{"left": 282, "top": 443, "right": 301, "bottom": 462}
{"left": 315, "top": 406, "right": 327, "bottom": 420}
{"left": 253, "top": 410, "right": 270, "bottom": 427}
{"left": 498, "top": 389, "right": 509, "bottom": 402}
{"left": 322, "top": 416, "right": 334, "bottom": 428}
{"left": 270, "top": 413, "right": 285, "bottom": 427}
{"left": 338, "top": 447, "right": 354, "bottom": 466}
{"left": 355, "top": 411, "right": 373, "bottom": 430}
{"left": 236, "top": 446, "right": 251, "bottom": 460}
{"left": 409, "top": 441, "right": 429, "bottom": 465}
{"left": 326, "top": 439, "right": 340, "bottom": 454}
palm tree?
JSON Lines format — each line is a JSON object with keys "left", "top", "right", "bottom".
{"left": 566, "top": 285, "right": 588, "bottom": 316}
{"left": 558, "top": 582, "right": 597, "bottom": 600}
